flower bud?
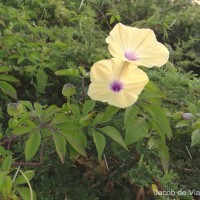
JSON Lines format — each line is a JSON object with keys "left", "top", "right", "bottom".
{"left": 62, "top": 83, "right": 75, "bottom": 97}
{"left": 171, "top": 112, "right": 183, "bottom": 120}
{"left": 8, "top": 118, "right": 19, "bottom": 128}
{"left": 7, "top": 103, "right": 23, "bottom": 117}
{"left": 182, "top": 113, "right": 193, "bottom": 120}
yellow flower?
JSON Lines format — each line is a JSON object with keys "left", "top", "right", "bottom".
{"left": 87, "top": 58, "right": 149, "bottom": 108}
{"left": 152, "top": 184, "right": 159, "bottom": 195}
{"left": 106, "top": 23, "right": 169, "bottom": 68}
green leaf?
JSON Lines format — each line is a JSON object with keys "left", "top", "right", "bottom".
{"left": 58, "top": 119, "right": 79, "bottom": 131}
{"left": 82, "top": 100, "right": 95, "bottom": 115}
{"left": 93, "top": 131, "right": 106, "bottom": 159}
{"left": 92, "top": 113, "right": 104, "bottom": 125}
{"left": 34, "top": 102, "right": 43, "bottom": 115}
{"left": 139, "top": 81, "right": 164, "bottom": 100}
{"left": 71, "top": 104, "right": 81, "bottom": 118}
{"left": 99, "top": 126, "right": 128, "bottom": 150}
{"left": 14, "top": 171, "right": 35, "bottom": 185}
{"left": 0, "top": 74, "right": 19, "bottom": 83}
{"left": 52, "top": 132, "right": 66, "bottom": 163}
{"left": 15, "top": 187, "right": 37, "bottom": 200}
{"left": 148, "top": 136, "right": 169, "bottom": 173}
{"left": 25, "top": 131, "right": 41, "bottom": 161}
{"left": 0, "top": 80, "right": 17, "bottom": 99}
{"left": 0, "top": 66, "right": 11, "bottom": 73}
{"left": 28, "top": 52, "right": 41, "bottom": 63}
{"left": 143, "top": 103, "right": 172, "bottom": 140}
{"left": 13, "top": 126, "right": 35, "bottom": 135}
{"left": 110, "top": 16, "right": 115, "bottom": 24}
{"left": 2, "top": 156, "right": 12, "bottom": 171}
{"left": 19, "top": 101, "right": 33, "bottom": 110}
{"left": 61, "top": 130, "right": 86, "bottom": 156}
{"left": 50, "top": 113, "right": 67, "bottom": 125}
{"left": 115, "top": 14, "right": 121, "bottom": 21}
{"left": 175, "top": 120, "right": 190, "bottom": 128}
{"left": 41, "top": 128, "right": 51, "bottom": 138}
{"left": 17, "top": 56, "right": 26, "bottom": 64}
{"left": 191, "top": 129, "right": 200, "bottom": 147}
{"left": 159, "top": 142, "right": 170, "bottom": 173}
{"left": 55, "top": 69, "right": 80, "bottom": 77}
{"left": 36, "top": 69, "right": 48, "bottom": 93}
{"left": 100, "top": 105, "right": 119, "bottom": 123}
{"left": 125, "top": 118, "right": 149, "bottom": 145}
{"left": 124, "top": 105, "right": 138, "bottom": 128}
{"left": 43, "top": 105, "right": 57, "bottom": 121}
{"left": 0, "top": 176, "right": 12, "bottom": 196}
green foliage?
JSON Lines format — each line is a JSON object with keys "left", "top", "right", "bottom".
{"left": 0, "top": 154, "right": 36, "bottom": 200}
{"left": 0, "top": 0, "right": 200, "bottom": 199}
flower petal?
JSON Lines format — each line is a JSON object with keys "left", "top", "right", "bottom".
{"left": 106, "top": 23, "right": 169, "bottom": 68}
{"left": 90, "top": 60, "right": 112, "bottom": 83}
{"left": 88, "top": 84, "right": 111, "bottom": 102}
{"left": 88, "top": 58, "right": 149, "bottom": 108}
{"left": 132, "top": 42, "right": 169, "bottom": 67}
{"left": 107, "top": 91, "right": 138, "bottom": 108}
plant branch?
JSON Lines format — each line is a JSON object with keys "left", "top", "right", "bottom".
{"left": 13, "top": 137, "right": 52, "bottom": 166}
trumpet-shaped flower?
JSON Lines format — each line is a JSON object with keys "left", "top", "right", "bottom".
{"left": 87, "top": 58, "right": 149, "bottom": 108}
{"left": 106, "top": 23, "right": 169, "bottom": 68}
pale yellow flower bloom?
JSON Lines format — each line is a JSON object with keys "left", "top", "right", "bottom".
{"left": 87, "top": 58, "right": 149, "bottom": 108}
{"left": 106, "top": 23, "right": 169, "bottom": 68}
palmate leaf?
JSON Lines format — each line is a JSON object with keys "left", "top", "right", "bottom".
{"left": 25, "top": 131, "right": 41, "bottom": 161}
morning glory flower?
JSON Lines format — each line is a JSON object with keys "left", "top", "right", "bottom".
{"left": 87, "top": 58, "right": 149, "bottom": 108}
{"left": 106, "top": 23, "right": 169, "bottom": 68}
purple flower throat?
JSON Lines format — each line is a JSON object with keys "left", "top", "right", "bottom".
{"left": 110, "top": 81, "right": 123, "bottom": 92}
{"left": 125, "top": 51, "right": 138, "bottom": 61}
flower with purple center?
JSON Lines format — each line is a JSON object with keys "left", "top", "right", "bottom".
{"left": 110, "top": 81, "right": 123, "bottom": 92}
{"left": 106, "top": 23, "right": 169, "bottom": 68}
{"left": 124, "top": 51, "right": 138, "bottom": 61}
{"left": 87, "top": 58, "right": 149, "bottom": 108}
